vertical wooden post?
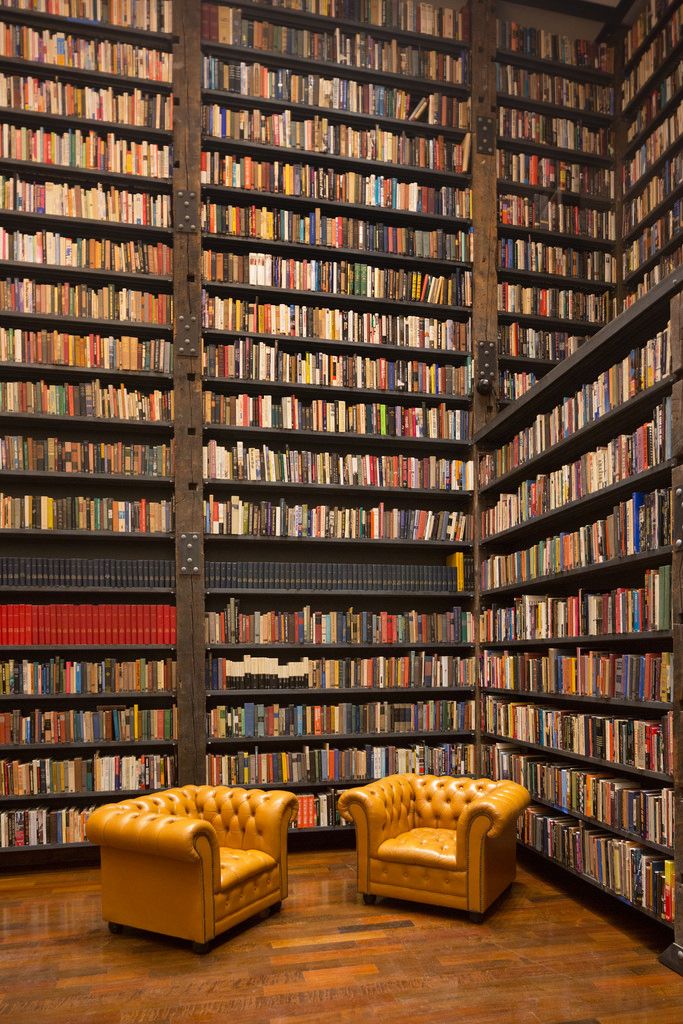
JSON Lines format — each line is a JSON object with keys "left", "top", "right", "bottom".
{"left": 172, "top": 0, "right": 205, "bottom": 784}
{"left": 470, "top": 0, "right": 498, "bottom": 775}
{"left": 610, "top": 25, "right": 627, "bottom": 315}
{"left": 661, "top": 288, "right": 683, "bottom": 974}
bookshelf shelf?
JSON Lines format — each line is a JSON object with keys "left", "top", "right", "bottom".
{"left": 518, "top": 839, "right": 673, "bottom": 928}
{"left": 496, "top": 179, "right": 614, "bottom": 210}
{"left": 482, "top": 632, "right": 673, "bottom": 649}
{"left": 206, "top": 687, "right": 475, "bottom": 699}
{"left": 0, "top": 412, "right": 173, "bottom": 434}
{"left": 480, "top": 547, "right": 674, "bottom": 599}
{"left": 481, "top": 732, "right": 673, "bottom": 783}
{"left": 0, "top": 157, "right": 173, "bottom": 192}
{"left": 497, "top": 354, "right": 561, "bottom": 372}
{"left": 203, "top": 233, "right": 472, "bottom": 273}
{"left": 202, "top": 279, "right": 472, "bottom": 317}
{"left": 478, "top": 375, "right": 676, "bottom": 495}
{"left": 205, "top": 588, "right": 474, "bottom": 598}
{"left": 201, "top": 328, "right": 472, "bottom": 365}
{"left": 497, "top": 311, "right": 603, "bottom": 333}
{"left": 495, "top": 92, "right": 613, "bottom": 126}
{"left": 480, "top": 460, "right": 677, "bottom": 549}
{"left": 207, "top": 729, "right": 473, "bottom": 746}
{"left": 0, "top": 586, "right": 174, "bottom": 595}
{"left": 0, "top": 209, "right": 173, "bottom": 238}
{"left": 0, "top": 261, "right": 173, "bottom": 290}
{"left": 496, "top": 266, "right": 616, "bottom": 292}
{"left": 0, "top": 56, "right": 173, "bottom": 94}
{"left": 289, "top": 825, "right": 353, "bottom": 835}
{"left": 522, "top": 795, "right": 673, "bottom": 857}
{"left": 0, "top": 740, "right": 177, "bottom": 754}
{"left": 204, "top": 376, "right": 472, "bottom": 409}
{"left": 0, "top": 105, "right": 172, "bottom": 142}
{"left": 0, "top": 470, "right": 173, "bottom": 487}
{"left": 0, "top": 692, "right": 176, "bottom": 704}
{"left": 496, "top": 222, "right": 615, "bottom": 253}
{"left": 200, "top": 183, "right": 472, "bottom": 228}
{"left": 0, "top": 311, "right": 173, "bottom": 336}
{"left": 202, "top": 136, "right": 471, "bottom": 186}
{"left": 204, "top": 535, "right": 472, "bottom": 549}
{"left": 480, "top": 687, "right": 672, "bottom": 712}
{"left": 0, "top": 842, "right": 94, "bottom": 855}
{"left": 494, "top": 49, "right": 613, "bottom": 85}
{"left": 0, "top": 364, "right": 173, "bottom": 386}
{"left": 496, "top": 135, "right": 613, "bottom": 169}
{"left": 0, "top": 6, "right": 174, "bottom": 46}
{"left": 202, "top": 423, "right": 472, "bottom": 453}
{"left": 0, "top": 789, "right": 167, "bottom": 806}
{"left": 0, "top": 530, "right": 173, "bottom": 542}
{"left": 0, "top": 644, "right": 176, "bottom": 653}
{"left": 204, "top": 479, "right": 473, "bottom": 502}
{"left": 207, "top": 641, "right": 475, "bottom": 653}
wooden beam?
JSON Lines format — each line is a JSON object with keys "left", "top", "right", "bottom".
{"left": 508, "top": 0, "right": 621, "bottom": 26}
{"left": 172, "top": 0, "right": 206, "bottom": 785}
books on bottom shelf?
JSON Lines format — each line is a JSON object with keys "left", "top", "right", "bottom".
{"left": 290, "top": 790, "right": 352, "bottom": 830}
{"left": 1, "top": 803, "right": 94, "bottom": 849}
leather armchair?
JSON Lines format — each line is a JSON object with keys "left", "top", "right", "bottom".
{"left": 86, "top": 785, "right": 298, "bottom": 952}
{"left": 338, "top": 774, "right": 530, "bottom": 919}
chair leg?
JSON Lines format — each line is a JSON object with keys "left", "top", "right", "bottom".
{"left": 362, "top": 893, "right": 377, "bottom": 905}
{"left": 270, "top": 901, "right": 282, "bottom": 915}
{"left": 192, "top": 941, "right": 211, "bottom": 955}
{"left": 469, "top": 912, "right": 484, "bottom": 924}
{"left": 108, "top": 922, "right": 122, "bottom": 934}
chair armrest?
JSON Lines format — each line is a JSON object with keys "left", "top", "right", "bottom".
{"left": 86, "top": 804, "right": 219, "bottom": 864}
{"left": 338, "top": 777, "right": 412, "bottom": 856}
{"left": 456, "top": 781, "right": 530, "bottom": 847}
{"left": 212, "top": 788, "right": 298, "bottom": 863}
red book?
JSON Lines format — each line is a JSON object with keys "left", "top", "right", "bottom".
{"left": 123, "top": 603, "right": 132, "bottom": 645}
{"left": 22, "top": 605, "right": 30, "bottom": 645}
{"left": 103, "top": 605, "right": 112, "bottom": 646}
{"left": 32, "top": 605, "right": 41, "bottom": 645}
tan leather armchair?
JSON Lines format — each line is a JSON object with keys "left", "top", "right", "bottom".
{"left": 338, "top": 774, "right": 530, "bottom": 920}
{"left": 86, "top": 785, "right": 298, "bottom": 952}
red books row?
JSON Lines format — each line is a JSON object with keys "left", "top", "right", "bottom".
{"left": 0, "top": 605, "right": 176, "bottom": 647}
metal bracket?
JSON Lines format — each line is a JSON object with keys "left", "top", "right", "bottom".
{"left": 176, "top": 312, "right": 200, "bottom": 357}
{"left": 476, "top": 340, "right": 497, "bottom": 395}
{"left": 174, "top": 189, "right": 199, "bottom": 232}
{"left": 179, "top": 533, "right": 201, "bottom": 576}
{"left": 660, "top": 942, "right": 683, "bottom": 977}
{"left": 476, "top": 116, "right": 495, "bottom": 156}
{"left": 675, "top": 484, "right": 683, "bottom": 553}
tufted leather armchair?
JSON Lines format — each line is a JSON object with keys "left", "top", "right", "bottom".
{"left": 86, "top": 785, "right": 298, "bottom": 952}
{"left": 338, "top": 774, "right": 530, "bottom": 919}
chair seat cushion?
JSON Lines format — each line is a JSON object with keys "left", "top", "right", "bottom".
{"left": 377, "top": 827, "right": 459, "bottom": 870}
{"left": 219, "top": 847, "right": 276, "bottom": 891}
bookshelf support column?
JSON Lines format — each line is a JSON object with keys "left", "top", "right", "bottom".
{"left": 173, "top": 0, "right": 205, "bottom": 784}
{"left": 470, "top": 0, "right": 498, "bottom": 774}
{"left": 611, "top": 25, "right": 627, "bottom": 314}
{"left": 661, "top": 288, "right": 683, "bottom": 975}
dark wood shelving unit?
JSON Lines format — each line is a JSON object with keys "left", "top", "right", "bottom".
{"left": 206, "top": 686, "right": 474, "bottom": 698}
{"left": 202, "top": 423, "right": 471, "bottom": 452}
{"left": 207, "top": 729, "right": 473, "bottom": 746}
{"left": 204, "top": 375, "right": 472, "bottom": 408}
{"left": 480, "top": 687, "right": 672, "bottom": 712}
{"left": 204, "top": 478, "right": 473, "bottom": 502}
{"left": 204, "top": 535, "right": 472, "bottom": 549}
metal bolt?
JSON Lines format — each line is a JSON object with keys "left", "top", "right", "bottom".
{"left": 193, "top": 566, "right": 200, "bottom": 574}
{"left": 676, "top": 539, "right": 683, "bottom": 549}
{"left": 181, "top": 534, "right": 186, "bottom": 540}
{"left": 678, "top": 949, "right": 683, "bottom": 961}
{"left": 677, "top": 488, "right": 682, "bottom": 498}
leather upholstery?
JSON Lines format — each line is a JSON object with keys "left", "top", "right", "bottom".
{"left": 338, "top": 774, "right": 529, "bottom": 914}
{"left": 86, "top": 785, "right": 298, "bottom": 946}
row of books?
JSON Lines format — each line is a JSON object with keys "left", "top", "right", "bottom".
{"left": 626, "top": 250, "right": 683, "bottom": 309}
{"left": 498, "top": 240, "right": 615, "bottom": 282}
{"left": 0, "top": 379, "right": 173, "bottom": 421}
{"left": 497, "top": 285, "right": 609, "bottom": 323}
{"left": 204, "top": 558, "right": 473, "bottom": 593}
{"left": 2, "top": 0, "right": 173, "bottom": 34}
{"left": 0, "top": 73, "right": 174, "bottom": 131}
{"left": 0, "top": 329, "right": 174, "bottom": 373}
{"left": 0, "top": 493, "right": 173, "bottom": 533}
{"left": 497, "top": 109, "right": 610, "bottom": 159}
{"left": 0, "top": 656, "right": 176, "bottom": 696}
{"left": 205, "top": 651, "right": 475, "bottom": 691}
{"left": 621, "top": 5, "right": 682, "bottom": 106}
{"left": 623, "top": 201, "right": 682, "bottom": 276}
{"left": 499, "top": 370, "right": 538, "bottom": 403}
{"left": 480, "top": 569, "right": 673, "bottom": 641}
{"left": 623, "top": 0, "right": 676, "bottom": 64}
{"left": 487, "top": 742, "right": 673, "bottom": 850}
{"left": 202, "top": 108, "right": 471, "bottom": 176}
{"left": 0, "top": 228, "right": 173, "bottom": 277}
{"left": 498, "top": 195, "right": 615, "bottom": 239}
{"left": 202, "top": 392, "right": 471, "bottom": 440}
{"left": 519, "top": 805, "right": 674, "bottom": 922}
{"left": 626, "top": 61, "right": 683, "bottom": 146}
{"left": 202, "top": 298, "right": 470, "bottom": 352}
{"left": 479, "top": 329, "right": 672, "bottom": 485}
{"left": 204, "top": 496, "right": 472, "bottom": 543}
{"left": 206, "top": 600, "right": 475, "bottom": 645}
{"left": 0, "top": 557, "right": 174, "bottom": 589}
{"left": 201, "top": 7, "right": 470, "bottom": 81}
{"left": 0, "top": 752, "right": 176, "bottom": 796}
{"left": 495, "top": 21, "right": 612, "bottom": 72}
{"left": 623, "top": 102, "right": 683, "bottom": 191}
{"left": 203, "top": 63, "right": 471, "bottom": 124}
{"left": 0, "top": 436, "right": 172, "bottom": 476}
{"left": 481, "top": 413, "right": 672, "bottom": 539}
{"left": 0, "top": 705, "right": 177, "bottom": 744}
{"left": 202, "top": 253, "right": 473, "bottom": 307}
{"left": 483, "top": 696, "right": 673, "bottom": 776}
{"left": 1, "top": 279, "right": 172, "bottom": 325}
{"left": 495, "top": 65, "right": 613, "bottom": 116}
{"left": 482, "top": 650, "right": 673, "bottom": 705}
{"left": 199, "top": 152, "right": 473, "bottom": 218}
{"left": 206, "top": 741, "right": 476, "bottom": 786}
{"left": 623, "top": 153, "right": 682, "bottom": 236}
{"left": 480, "top": 489, "right": 671, "bottom": 590}
{"left": 1, "top": 176, "right": 172, "bottom": 226}
{"left": 0, "top": 803, "right": 93, "bottom": 849}
{"left": 496, "top": 151, "right": 614, "bottom": 199}
{"left": 0, "top": 125, "right": 172, "bottom": 180}
{"left": 203, "top": 204, "right": 474, "bottom": 261}
{"left": 222, "top": 1, "right": 472, "bottom": 41}
{"left": 0, "top": 604, "right": 177, "bottom": 646}
{"left": 208, "top": 698, "right": 474, "bottom": 738}
{"left": 203, "top": 441, "right": 474, "bottom": 491}
{"left": 203, "top": 339, "right": 473, "bottom": 397}
{"left": 291, "top": 791, "right": 348, "bottom": 829}
{"left": 498, "top": 325, "right": 580, "bottom": 362}
{"left": 0, "top": 22, "right": 173, "bottom": 83}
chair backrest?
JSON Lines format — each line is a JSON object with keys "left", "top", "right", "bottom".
{"left": 411, "top": 776, "right": 500, "bottom": 830}
{"left": 123, "top": 786, "right": 201, "bottom": 818}
{"left": 362, "top": 775, "right": 416, "bottom": 838}
{"left": 193, "top": 785, "right": 269, "bottom": 850}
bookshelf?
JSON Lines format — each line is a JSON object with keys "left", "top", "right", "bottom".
{"left": 0, "top": 0, "right": 178, "bottom": 861}
{"left": 474, "top": 270, "right": 682, "bottom": 961}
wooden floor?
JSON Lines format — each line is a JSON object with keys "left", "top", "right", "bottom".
{"left": 1, "top": 846, "right": 682, "bottom": 1024}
